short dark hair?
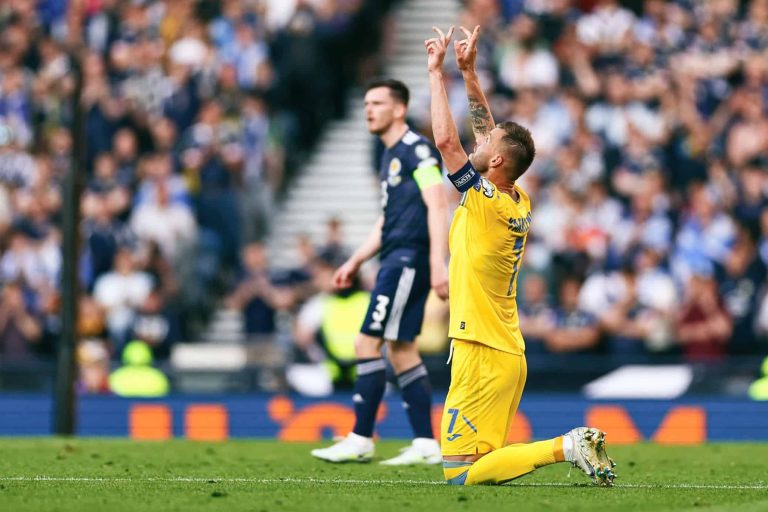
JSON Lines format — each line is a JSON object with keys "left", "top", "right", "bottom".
{"left": 365, "top": 78, "right": 410, "bottom": 106}
{"left": 497, "top": 121, "right": 535, "bottom": 180}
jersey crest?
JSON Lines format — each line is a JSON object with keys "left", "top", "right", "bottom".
{"left": 473, "top": 176, "right": 495, "bottom": 198}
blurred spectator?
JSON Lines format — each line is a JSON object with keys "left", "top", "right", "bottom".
{"left": 715, "top": 224, "right": 767, "bottom": 354}
{"left": 76, "top": 339, "right": 110, "bottom": 394}
{"left": 518, "top": 273, "right": 555, "bottom": 354}
{"left": 671, "top": 184, "right": 736, "bottom": 283}
{"left": 238, "top": 92, "right": 277, "bottom": 243}
{"left": 610, "top": 189, "right": 673, "bottom": 258}
{"left": 496, "top": 14, "right": 559, "bottom": 92}
{"left": 580, "top": 264, "right": 656, "bottom": 356}
{"left": 130, "top": 177, "right": 197, "bottom": 263}
{"left": 93, "top": 248, "right": 153, "bottom": 350}
{"left": 80, "top": 193, "right": 134, "bottom": 290}
{"left": 111, "top": 129, "right": 139, "bottom": 188}
{"left": 318, "top": 216, "right": 349, "bottom": 263}
{"left": 576, "top": 0, "right": 635, "bottom": 56}
{"left": 77, "top": 295, "right": 109, "bottom": 344}
{"left": 0, "top": 281, "right": 43, "bottom": 360}
{"left": 544, "top": 278, "right": 601, "bottom": 353}
{"left": 226, "top": 243, "right": 293, "bottom": 343}
{"left": 675, "top": 269, "right": 733, "bottom": 361}
{"left": 127, "top": 288, "right": 183, "bottom": 361}
{"left": 1, "top": 229, "right": 60, "bottom": 296}
{"left": 87, "top": 153, "right": 131, "bottom": 213}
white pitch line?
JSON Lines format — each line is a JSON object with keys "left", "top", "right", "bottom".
{"left": 0, "top": 476, "right": 766, "bottom": 490}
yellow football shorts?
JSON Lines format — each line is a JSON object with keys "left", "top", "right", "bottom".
{"left": 440, "top": 339, "right": 527, "bottom": 456}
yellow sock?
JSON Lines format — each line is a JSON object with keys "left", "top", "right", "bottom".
{"left": 463, "top": 438, "right": 561, "bottom": 485}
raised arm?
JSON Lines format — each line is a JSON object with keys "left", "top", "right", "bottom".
{"left": 455, "top": 26, "right": 495, "bottom": 143}
{"left": 425, "top": 26, "right": 468, "bottom": 173}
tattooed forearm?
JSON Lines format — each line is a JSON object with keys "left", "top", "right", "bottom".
{"left": 468, "top": 96, "right": 494, "bottom": 136}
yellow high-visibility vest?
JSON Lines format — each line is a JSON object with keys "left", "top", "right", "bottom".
{"left": 109, "top": 366, "right": 170, "bottom": 397}
{"left": 321, "top": 291, "right": 370, "bottom": 363}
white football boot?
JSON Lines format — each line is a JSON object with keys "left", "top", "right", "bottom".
{"left": 565, "top": 427, "right": 617, "bottom": 486}
{"left": 310, "top": 432, "right": 374, "bottom": 463}
{"left": 380, "top": 438, "right": 442, "bottom": 466}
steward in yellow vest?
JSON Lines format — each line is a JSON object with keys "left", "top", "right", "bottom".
{"left": 109, "top": 340, "right": 170, "bottom": 397}
{"left": 748, "top": 357, "right": 768, "bottom": 400}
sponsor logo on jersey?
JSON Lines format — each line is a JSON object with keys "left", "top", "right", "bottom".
{"left": 388, "top": 175, "right": 402, "bottom": 186}
{"left": 508, "top": 212, "right": 532, "bottom": 234}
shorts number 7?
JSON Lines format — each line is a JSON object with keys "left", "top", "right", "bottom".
{"left": 447, "top": 408, "right": 460, "bottom": 434}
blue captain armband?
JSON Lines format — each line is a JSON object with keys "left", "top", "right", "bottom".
{"left": 448, "top": 161, "right": 480, "bottom": 193}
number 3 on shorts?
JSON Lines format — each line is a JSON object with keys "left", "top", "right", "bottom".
{"left": 369, "top": 294, "right": 390, "bottom": 331}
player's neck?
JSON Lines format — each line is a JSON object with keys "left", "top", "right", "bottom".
{"left": 379, "top": 122, "right": 409, "bottom": 148}
{"left": 487, "top": 170, "right": 518, "bottom": 201}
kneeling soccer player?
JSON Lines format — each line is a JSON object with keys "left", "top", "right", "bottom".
{"left": 425, "top": 25, "right": 617, "bottom": 486}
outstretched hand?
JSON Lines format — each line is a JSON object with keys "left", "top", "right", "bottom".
{"left": 425, "top": 26, "right": 455, "bottom": 72}
{"left": 332, "top": 258, "right": 360, "bottom": 290}
{"left": 455, "top": 25, "right": 480, "bottom": 72}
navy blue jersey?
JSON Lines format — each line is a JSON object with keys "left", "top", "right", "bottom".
{"left": 378, "top": 129, "right": 442, "bottom": 266}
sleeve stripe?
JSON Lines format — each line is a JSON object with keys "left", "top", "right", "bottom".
{"left": 413, "top": 165, "right": 443, "bottom": 190}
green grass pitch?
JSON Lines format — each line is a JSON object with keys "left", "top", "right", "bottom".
{"left": 2, "top": 439, "right": 767, "bottom": 511}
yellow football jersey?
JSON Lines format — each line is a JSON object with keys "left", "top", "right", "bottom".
{"left": 448, "top": 174, "right": 532, "bottom": 354}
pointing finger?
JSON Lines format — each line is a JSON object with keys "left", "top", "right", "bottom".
{"left": 460, "top": 26, "right": 472, "bottom": 40}
{"left": 433, "top": 26, "right": 445, "bottom": 40}
{"left": 470, "top": 25, "right": 481, "bottom": 43}
{"left": 446, "top": 26, "right": 455, "bottom": 42}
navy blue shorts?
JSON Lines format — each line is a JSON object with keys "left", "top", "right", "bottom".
{"left": 359, "top": 264, "right": 431, "bottom": 342}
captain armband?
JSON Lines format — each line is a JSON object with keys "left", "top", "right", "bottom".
{"left": 448, "top": 161, "right": 480, "bottom": 193}
{"left": 413, "top": 164, "right": 443, "bottom": 190}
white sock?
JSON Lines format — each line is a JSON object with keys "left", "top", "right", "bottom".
{"left": 562, "top": 435, "right": 575, "bottom": 462}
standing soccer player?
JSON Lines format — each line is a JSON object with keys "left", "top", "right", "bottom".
{"left": 425, "top": 26, "right": 617, "bottom": 486}
{"left": 311, "top": 79, "right": 448, "bottom": 465}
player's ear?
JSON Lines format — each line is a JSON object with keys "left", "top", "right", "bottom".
{"left": 490, "top": 154, "right": 503, "bottom": 169}
{"left": 394, "top": 102, "right": 407, "bottom": 120}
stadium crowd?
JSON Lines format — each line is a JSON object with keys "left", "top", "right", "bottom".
{"left": 405, "top": 0, "right": 768, "bottom": 363}
{"left": 0, "top": 0, "right": 767, "bottom": 393}
{"left": 0, "top": 0, "right": 396, "bottom": 376}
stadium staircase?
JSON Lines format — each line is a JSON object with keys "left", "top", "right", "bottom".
{"left": 267, "top": 0, "right": 460, "bottom": 265}
{"left": 193, "top": 0, "right": 459, "bottom": 352}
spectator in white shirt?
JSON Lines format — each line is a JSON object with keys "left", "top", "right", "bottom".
{"left": 130, "top": 178, "right": 197, "bottom": 263}
{"left": 93, "top": 248, "right": 153, "bottom": 348}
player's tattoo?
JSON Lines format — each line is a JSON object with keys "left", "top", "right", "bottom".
{"left": 468, "top": 96, "right": 493, "bottom": 136}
